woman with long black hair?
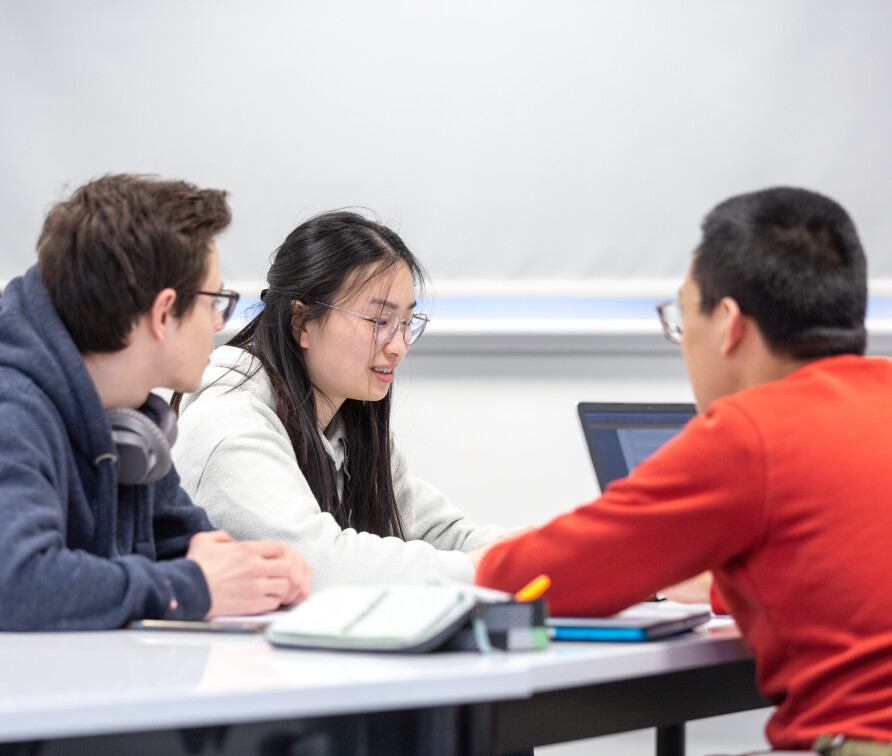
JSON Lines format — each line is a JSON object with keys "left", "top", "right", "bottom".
{"left": 172, "top": 211, "right": 511, "bottom": 590}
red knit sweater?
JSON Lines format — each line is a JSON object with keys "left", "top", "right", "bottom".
{"left": 477, "top": 355, "right": 892, "bottom": 750}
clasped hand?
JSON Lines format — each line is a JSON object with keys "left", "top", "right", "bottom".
{"left": 186, "top": 530, "right": 313, "bottom": 618}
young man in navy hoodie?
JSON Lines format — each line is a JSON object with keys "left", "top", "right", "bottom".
{"left": 0, "top": 174, "right": 312, "bottom": 630}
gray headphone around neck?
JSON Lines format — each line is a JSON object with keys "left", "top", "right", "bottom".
{"left": 105, "top": 393, "right": 178, "bottom": 486}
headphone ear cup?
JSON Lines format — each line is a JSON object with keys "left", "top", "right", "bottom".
{"left": 140, "top": 392, "right": 178, "bottom": 447}
{"left": 105, "top": 394, "right": 176, "bottom": 486}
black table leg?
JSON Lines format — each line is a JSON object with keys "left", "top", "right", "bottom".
{"left": 656, "top": 723, "right": 685, "bottom": 756}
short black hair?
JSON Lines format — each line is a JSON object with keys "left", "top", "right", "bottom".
{"left": 693, "top": 187, "right": 867, "bottom": 359}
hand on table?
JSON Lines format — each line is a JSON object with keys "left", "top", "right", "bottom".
{"left": 186, "top": 530, "right": 313, "bottom": 618}
{"left": 659, "top": 571, "right": 713, "bottom": 604}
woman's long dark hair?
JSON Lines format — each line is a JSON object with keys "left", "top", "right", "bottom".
{"left": 179, "top": 210, "right": 426, "bottom": 538}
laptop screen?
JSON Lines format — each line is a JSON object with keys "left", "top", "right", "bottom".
{"left": 577, "top": 402, "right": 696, "bottom": 492}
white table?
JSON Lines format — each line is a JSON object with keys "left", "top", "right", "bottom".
{"left": 0, "top": 621, "right": 766, "bottom": 755}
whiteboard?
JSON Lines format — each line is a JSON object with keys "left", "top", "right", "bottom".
{"left": 2, "top": 0, "right": 891, "bottom": 288}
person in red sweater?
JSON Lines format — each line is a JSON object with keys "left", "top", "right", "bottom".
{"left": 476, "top": 187, "right": 892, "bottom": 753}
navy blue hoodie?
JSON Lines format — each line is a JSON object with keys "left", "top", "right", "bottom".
{"left": 0, "top": 267, "right": 212, "bottom": 630}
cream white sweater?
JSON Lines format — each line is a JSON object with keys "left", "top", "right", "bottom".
{"left": 172, "top": 347, "right": 504, "bottom": 589}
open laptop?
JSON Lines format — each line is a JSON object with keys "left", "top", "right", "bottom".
{"left": 569, "top": 402, "right": 708, "bottom": 634}
{"left": 577, "top": 402, "right": 696, "bottom": 492}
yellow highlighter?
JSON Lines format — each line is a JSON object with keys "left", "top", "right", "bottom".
{"left": 514, "top": 574, "right": 551, "bottom": 602}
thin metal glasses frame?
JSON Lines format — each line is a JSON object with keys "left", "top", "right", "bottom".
{"left": 655, "top": 297, "right": 702, "bottom": 345}
{"left": 314, "top": 301, "right": 430, "bottom": 346}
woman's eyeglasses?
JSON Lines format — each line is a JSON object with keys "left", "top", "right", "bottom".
{"left": 314, "top": 302, "right": 430, "bottom": 346}
{"left": 190, "top": 289, "right": 241, "bottom": 323}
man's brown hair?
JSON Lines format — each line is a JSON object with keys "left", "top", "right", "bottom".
{"left": 37, "top": 174, "right": 231, "bottom": 353}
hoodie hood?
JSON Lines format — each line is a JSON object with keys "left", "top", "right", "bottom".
{"left": 0, "top": 267, "right": 117, "bottom": 464}
{"left": 179, "top": 345, "right": 275, "bottom": 415}
{"left": 181, "top": 344, "right": 347, "bottom": 456}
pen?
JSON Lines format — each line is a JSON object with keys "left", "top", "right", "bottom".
{"left": 515, "top": 574, "right": 551, "bottom": 602}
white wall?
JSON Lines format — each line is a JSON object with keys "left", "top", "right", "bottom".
{"left": 392, "top": 350, "right": 692, "bottom": 527}
{"left": 3, "top": 0, "right": 892, "bottom": 285}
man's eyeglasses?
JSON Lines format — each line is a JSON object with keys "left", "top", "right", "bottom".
{"left": 191, "top": 289, "right": 241, "bottom": 323}
{"left": 655, "top": 298, "right": 701, "bottom": 344}
{"left": 314, "top": 302, "right": 430, "bottom": 346}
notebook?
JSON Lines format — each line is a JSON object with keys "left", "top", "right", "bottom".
{"left": 265, "top": 583, "right": 550, "bottom": 654}
{"left": 267, "top": 584, "right": 478, "bottom": 653}
{"left": 547, "top": 601, "right": 711, "bottom": 642}
{"left": 577, "top": 402, "right": 696, "bottom": 491}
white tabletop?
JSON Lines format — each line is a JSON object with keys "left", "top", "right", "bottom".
{"left": 0, "top": 622, "right": 751, "bottom": 743}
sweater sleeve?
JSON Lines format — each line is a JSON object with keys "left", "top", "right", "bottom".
{"left": 476, "top": 402, "right": 768, "bottom": 617}
{"left": 0, "top": 391, "right": 211, "bottom": 631}
{"left": 151, "top": 465, "right": 214, "bottom": 560}
{"left": 710, "top": 580, "right": 729, "bottom": 615}
{"left": 391, "top": 441, "right": 505, "bottom": 554}
{"left": 174, "top": 389, "right": 485, "bottom": 590}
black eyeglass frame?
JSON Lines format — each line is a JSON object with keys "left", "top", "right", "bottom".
{"left": 190, "top": 289, "right": 241, "bottom": 323}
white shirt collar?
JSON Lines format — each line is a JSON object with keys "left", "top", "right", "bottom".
{"left": 318, "top": 414, "right": 347, "bottom": 471}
